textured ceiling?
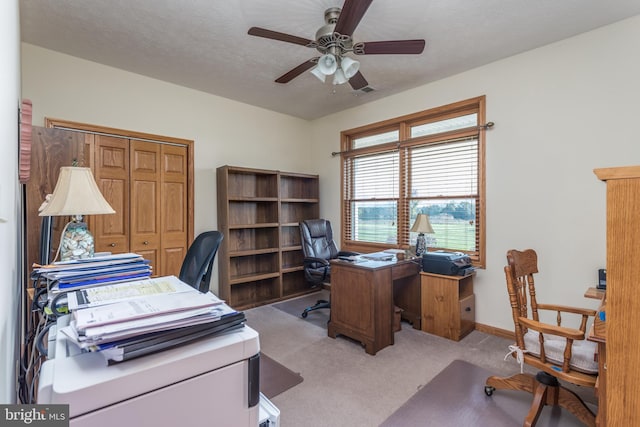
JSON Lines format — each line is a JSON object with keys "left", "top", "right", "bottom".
{"left": 20, "top": 0, "right": 640, "bottom": 120}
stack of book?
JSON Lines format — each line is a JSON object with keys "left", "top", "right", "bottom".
{"left": 33, "top": 253, "right": 152, "bottom": 292}
{"left": 57, "top": 275, "right": 245, "bottom": 364}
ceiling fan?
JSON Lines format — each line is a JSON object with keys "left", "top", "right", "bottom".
{"left": 248, "top": 0, "right": 426, "bottom": 90}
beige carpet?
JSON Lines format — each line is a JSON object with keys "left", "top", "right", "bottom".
{"left": 246, "top": 293, "right": 598, "bottom": 427}
{"left": 271, "top": 290, "right": 330, "bottom": 329}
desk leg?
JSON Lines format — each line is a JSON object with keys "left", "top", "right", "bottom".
{"left": 364, "top": 341, "right": 376, "bottom": 356}
{"left": 327, "top": 322, "right": 337, "bottom": 339}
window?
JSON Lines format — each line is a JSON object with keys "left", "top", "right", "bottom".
{"left": 341, "top": 96, "right": 486, "bottom": 267}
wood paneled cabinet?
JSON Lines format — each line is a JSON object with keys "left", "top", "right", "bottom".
{"left": 217, "top": 166, "right": 319, "bottom": 310}
{"left": 25, "top": 123, "right": 193, "bottom": 278}
{"left": 593, "top": 165, "right": 640, "bottom": 427}
{"left": 421, "top": 271, "right": 475, "bottom": 341}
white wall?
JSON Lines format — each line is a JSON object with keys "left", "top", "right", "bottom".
{"left": 311, "top": 14, "right": 640, "bottom": 330}
{"left": 1, "top": 0, "right": 20, "bottom": 404}
{"left": 21, "top": 14, "right": 640, "bottom": 334}
{"left": 21, "top": 44, "right": 312, "bottom": 295}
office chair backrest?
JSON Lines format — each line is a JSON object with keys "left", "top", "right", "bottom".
{"left": 300, "top": 219, "right": 339, "bottom": 260}
{"left": 179, "top": 231, "right": 224, "bottom": 293}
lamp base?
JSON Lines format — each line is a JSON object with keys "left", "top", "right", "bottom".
{"left": 415, "top": 233, "right": 427, "bottom": 257}
{"left": 60, "top": 221, "right": 95, "bottom": 261}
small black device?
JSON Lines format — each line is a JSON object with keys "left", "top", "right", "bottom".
{"left": 39, "top": 215, "right": 54, "bottom": 265}
{"left": 598, "top": 268, "right": 606, "bottom": 290}
{"left": 422, "top": 251, "right": 473, "bottom": 276}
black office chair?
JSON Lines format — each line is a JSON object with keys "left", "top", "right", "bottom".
{"left": 179, "top": 231, "right": 224, "bottom": 293}
{"left": 299, "top": 219, "right": 358, "bottom": 318}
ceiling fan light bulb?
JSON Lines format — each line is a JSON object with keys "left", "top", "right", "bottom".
{"left": 317, "top": 54, "right": 338, "bottom": 75}
{"left": 341, "top": 57, "right": 360, "bottom": 79}
{"left": 333, "top": 68, "right": 348, "bottom": 85}
{"left": 310, "top": 66, "right": 326, "bottom": 82}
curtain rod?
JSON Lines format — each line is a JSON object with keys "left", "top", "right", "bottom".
{"left": 331, "top": 121, "right": 494, "bottom": 157}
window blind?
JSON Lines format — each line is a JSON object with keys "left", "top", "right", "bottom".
{"left": 344, "top": 150, "right": 399, "bottom": 244}
{"left": 406, "top": 137, "right": 479, "bottom": 255}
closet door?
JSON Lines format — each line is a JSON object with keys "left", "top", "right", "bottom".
{"left": 160, "top": 144, "right": 189, "bottom": 277}
{"left": 37, "top": 118, "right": 195, "bottom": 280}
{"left": 129, "top": 140, "right": 161, "bottom": 272}
{"left": 93, "top": 135, "right": 130, "bottom": 254}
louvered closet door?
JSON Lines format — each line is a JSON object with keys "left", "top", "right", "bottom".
{"left": 130, "top": 140, "right": 161, "bottom": 273}
{"left": 93, "top": 135, "right": 130, "bottom": 254}
{"left": 159, "top": 144, "right": 189, "bottom": 277}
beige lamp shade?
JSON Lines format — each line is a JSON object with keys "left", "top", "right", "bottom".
{"left": 39, "top": 167, "right": 115, "bottom": 217}
{"left": 410, "top": 214, "right": 434, "bottom": 234}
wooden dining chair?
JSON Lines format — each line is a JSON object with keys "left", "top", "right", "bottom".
{"left": 484, "top": 249, "right": 598, "bottom": 426}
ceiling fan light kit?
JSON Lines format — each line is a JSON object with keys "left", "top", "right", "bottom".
{"left": 340, "top": 56, "right": 360, "bottom": 79}
{"left": 310, "top": 52, "right": 360, "bottom": 85}
{"left": 310, "top": 66, "right": 327, "bottom": 83}
{"left": 248, "top": 0, "right": 425, "bottom": 90}
{"left": 333, "top": 68, "right": 348, "bottom": 85}
{"left": 317, "top": 53, "right": 338, "bottom": 75}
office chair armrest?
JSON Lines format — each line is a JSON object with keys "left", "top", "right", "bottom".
{"left": 518, "top": 317, "right": 585, "bottom": 341}
{"left": 337, "top": 250, "right": 360, "bottom": 257}
{"left": 303, "top": 257, "right": 330, "bottom": 267}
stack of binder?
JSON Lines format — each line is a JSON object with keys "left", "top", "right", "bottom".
{"left": 56, "top": 275, "right": 245, "bottom": 364}
{"left": 33, "top": 252, "right": 152, "bottom": 292}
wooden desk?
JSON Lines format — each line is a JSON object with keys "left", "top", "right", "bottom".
{"left": 584, "top": 285, "right": 607, "bottom": 426}
{"left": 328, "top": 258, "right": 421, "bottom": 355}
{"left": 584, "top": 287, "right": 606, "bottom": 300}
{"left": 588, "top": 321, "right": 606, "bottom": 426}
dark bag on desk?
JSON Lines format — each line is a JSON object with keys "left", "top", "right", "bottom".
{"left": 422, "top": 251, "right": 473, "bottom": 276}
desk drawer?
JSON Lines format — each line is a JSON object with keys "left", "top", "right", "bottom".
{"left": 392, "top": 261, "right": 420, "bottom": 280}
{"left": 459, "top": 294, "right": 475, "bottom": 339}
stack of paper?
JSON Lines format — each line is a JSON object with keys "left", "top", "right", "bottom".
{"left": 33, "top": 253, "right": 152, "bottom": 292}
{"left": 66, "top": 275, "right": 197, "bottom": 310}
{"left": 362, "top": 251, "right": 395, "bottom": 261}
{"left": 57, "top": 275, "right": 245, "bottom": 364}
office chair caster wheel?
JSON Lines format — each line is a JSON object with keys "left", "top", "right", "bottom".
{"left": 484, "top": 386, "right": 495, "bottom": 396}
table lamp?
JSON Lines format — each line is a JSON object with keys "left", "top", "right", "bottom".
{"left": 39, "top": 166, "right": 115, "bottom": 261}
{"left": 410, "top": 214, "right": 434, "bottom": 257}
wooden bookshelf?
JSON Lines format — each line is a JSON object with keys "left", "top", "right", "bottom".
{"left": 217, "top": 166, "right": 319, "bottom": 309}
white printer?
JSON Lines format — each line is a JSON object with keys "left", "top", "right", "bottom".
{"left": 38, "top": 316, "right": 261, "bottom": 427}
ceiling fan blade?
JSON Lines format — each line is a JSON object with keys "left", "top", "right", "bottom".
{"left": 275, "top": 59, "right": 318, "bottom": 84}
{"left": 348, "top": 71, "right": 369, "bottom": 90}
{"left": 355, "top": 40, "right": 426, "bottom": 55}
{"left": 334, "top": 0, "right": 373, "bottom": 36}
{"left": 248, "top": 27, "right": 313, "bottom": 47}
